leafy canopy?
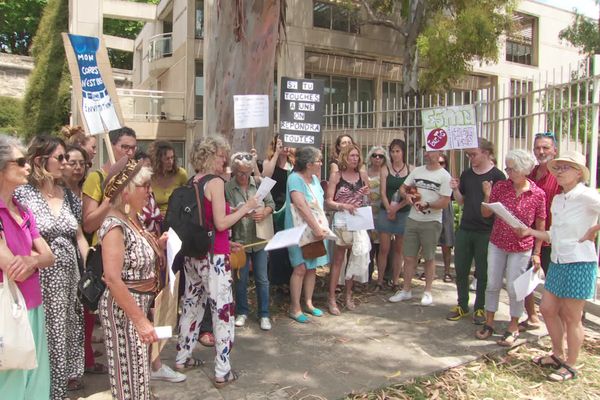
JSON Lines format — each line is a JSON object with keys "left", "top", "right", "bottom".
{"left": 559, "top": 12, "right": 600, "bottom": 57}
{"left": 0, "top": 0, "right": 47, "bottom": 55}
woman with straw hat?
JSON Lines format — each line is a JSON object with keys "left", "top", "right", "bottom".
{"left": 518, "top": 150, "right": 600, "bottom": 382}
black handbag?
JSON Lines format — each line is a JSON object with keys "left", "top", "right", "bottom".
{"left": 77, "top": 245, "right": 106, "bottom": 311}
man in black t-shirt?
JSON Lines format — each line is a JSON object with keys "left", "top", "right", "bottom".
{"left": 446, "top": 138, "right": 506, "bottom": 324}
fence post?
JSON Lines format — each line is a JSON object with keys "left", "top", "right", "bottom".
{"left": 591, "top": 55, "right": 599, "bottom": 189}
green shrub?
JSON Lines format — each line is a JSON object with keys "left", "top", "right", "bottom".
{"left": 0, "top": 96, "right": 23, "bottom": 135}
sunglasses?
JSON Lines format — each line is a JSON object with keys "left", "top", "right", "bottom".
{"left": 49, "top": 154, "right": 70, "bottom": 162}
{"left": 535, "top": 132, "right": 555, "bottom": 140}
{"left": 371, "top": 154, "right": 385, "bottom": 159}
{"left": 9, "top": 157, "right": 27, "bottom": 167}
{"left": 234, "top": 154, "right": 253, "bottom": 161}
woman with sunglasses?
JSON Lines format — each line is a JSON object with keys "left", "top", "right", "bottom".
{"left": 15, "top": 135, "right": 90, "bottom": 399}
{"left": 225, "top": 152, "right": 275, "bottom": 330}
{"left": 366, "top": 146, "right": 388, "bottom": 282}
{"left": 375, "top": 138, "right": 411, "bottom": 292}
{"left": 0, "top": 134, "right": 55, "bottom": 400}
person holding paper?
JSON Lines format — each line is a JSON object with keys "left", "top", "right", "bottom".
{"left": 328, "top": 134, "right": 355, "bottom": 176}
{"left": 285, "top": 146, "right": 329, "bottom": 323}
{"left": 326, "top": 144, "right": 370, "bottom": 315}
{"left": 446, "top": 138, "right": 505, "bottom": 324}
{"left": 98, "top": 157, "right": 168, "bottom": 400}
{"left": 517, "top": 150, "right": 599, "bottom": 382}
{"left": 476, "top": 149, "right": 545, "bottom": 347}
{"left": 366, "top": 146, "right": 387, "bottom": 282}
{"left": 225, "top": 152, "right": 275, "bottom": 331}
{"left": 390, "top": 148, "right": 451, "bottom": 306}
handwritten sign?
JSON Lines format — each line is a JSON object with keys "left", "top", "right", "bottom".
{"left": 233, "top": 95, "right": 269, "bottom": 129}
{"left": 422, "top": 105, "right": 477, "bottom": 151}
{"left": 280, "top": 77, "right": 325, "bottom": 148}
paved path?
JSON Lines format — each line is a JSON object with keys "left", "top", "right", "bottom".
{"left": 73, "top": 268, "right": 549, "bottom": 400}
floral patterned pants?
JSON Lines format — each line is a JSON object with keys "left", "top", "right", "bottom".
{"left": 176, "top": 254, "right": 235, "bottom": 378}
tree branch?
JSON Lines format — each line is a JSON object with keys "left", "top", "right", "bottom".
{"left": 357, "top": 0, "right": 407, "bottom": 36}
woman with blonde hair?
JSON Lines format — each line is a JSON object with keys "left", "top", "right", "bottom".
{"left": 15, "top": 135, "right": 89, "bottom": 399}
{"left": 174, "top": 135, "right": 258, "bottom": 387}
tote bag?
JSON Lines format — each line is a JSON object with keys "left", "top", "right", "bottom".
{"left": 0, "top": 279, "right": 37, "bottom": 370}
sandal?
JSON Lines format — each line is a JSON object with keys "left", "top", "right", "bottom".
{"left": 345, "top": 298, "right": 356, "bottom": 311}
{"left": 443, "top": 273, "right": 453, "bottom": 283}
{"left": 497, "top": 330, "right": 519, "bottom": 347}
{"left": 328, "top": 300, "right": 341, "bottom": 316}
{"left": 289, "top": 312, "right": 309, "bottom": 323}
{"left": 66, "top": 378, "right": 84, "bottom": 391}
{"left": 518, "top": 320, "right": 542, "bottom": 332}
{"left": 174, "top": 357, "right": 205, "bottom": 372}
{"left": 548, "top": 364, "right": 577, "bottom": 382}
{"left": 84, "top": 362, "right": 108, "bottom": 374}
{"left": 213, "top": 369, "right": 238, "bottom": 388}
{"left": 533, "top": 354, "right": 562, "bottom": 369}
{"left": 418, "top": 272, "right": 426, "bottom": 281}
{"left": 199, "top": 332, "right": 215, "bottom": 347}
{"left": 372, "top": 282, "right": 384, "bottom": 292}
{"left": 475, "top": 324, "right": 494, "bottom": 340}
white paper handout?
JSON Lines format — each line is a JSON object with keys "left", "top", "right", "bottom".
{"left": 264, "top": 224, "right": 307, "bottom": 251}
{"left": 344, "top": 206, "right": 375, "bottom": 231}
{"left": 233, "top": 94, "right": 269, "bottom": 129}
{"left": 481, "top": 202, "right": 527, "bottom": 229}
{"left": 513, "top": 268, "right": 544, "bottom": 302}
{"left": 154, "top": 326, "right": 173, "bottom": 340}
{"left": 255, "top": 176, "right": 276, "bottom": 203}
{"left": 165, "top": 228, "right": 181, "bottom": 295}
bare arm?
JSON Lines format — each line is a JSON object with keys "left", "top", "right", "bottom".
{"left": 76, "top": 226, "right": 90, "bottom": 263}
{"left": 480, "top": 181, "right": 493, "bottom": 218}
{"left": 380, "top": 167, "right": 391, "bottom": 211}
{"left": 325, "top": 171, "right": 341, "bottom": 211}
{"left": 83, "top": 195, "right": 112, "bottom": 234}
{"left": 426, "top": 195, "right": 451, "bottom": 210}
{"left": 450, "top": 178, "right": 464, "bottom": 206}
{"left": 206, "top": 178, "right": 258, "bottom": 232}
{"left": 102, "top": 226, "right": 158, "bottom": 344}
{"left": 0, "top": 235, "right": 54, "bottom": 282}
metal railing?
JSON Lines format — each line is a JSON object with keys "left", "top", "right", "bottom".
{"left": 117, "top": 88, "right": 184, "bottom": 121}
{"left": 147, "top": 33, "right": 172, "bottom": 62}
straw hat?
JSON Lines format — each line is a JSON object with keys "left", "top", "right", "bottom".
{"left": 547, "top": 150, "right": 589, "bottom": 182}
{"left": 103, "top": 156, "right": 143, "bottom": 201}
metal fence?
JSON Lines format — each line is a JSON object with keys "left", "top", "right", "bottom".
{"left": 322, "top": 56, "right": 600, "bottom": 188}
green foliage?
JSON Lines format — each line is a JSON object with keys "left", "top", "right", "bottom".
{"left": 417, "top": 0, "right": 514, "bottom": 93}
{"left": 21, "top": 0, "right": 70, "bottom": 138}
{"left": 559, "top": 12, "right": 600, "bottom": 57}
{"left": 0, "top": 0, "right": 47, "bottom": 55}
{"left": 0, "top": 96, "right": 23, "bottom": 134}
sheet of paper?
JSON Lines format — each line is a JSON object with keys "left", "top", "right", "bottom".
{"left": 255, "top": 176, "right": 276, "bottom": 203}
{"left": 154, "top": 326, "right": 172, "bottom": 339}
{"left": 344, "top": 206, "right": 375, "bottom": 231}
{"left": 233, "top": 94, "right": 269, "bottom": 129}
{"left": 265, "top": 224, "right": 307, "bottom": 251}
{"left": 513, "top": 268, "right": 544, "bottom": 301}
{"left": 166, "top": 228, "right": 181, "bottom": 295}
{"left": 481, "top": 202, "right": 527, "bottom": 229}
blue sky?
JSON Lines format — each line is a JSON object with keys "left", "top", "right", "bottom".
{"left": 537, "top": 0, "right": 599, "bottom": 18}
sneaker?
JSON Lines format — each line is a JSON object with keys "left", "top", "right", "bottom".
{"left": 260, "top": 317, "right": 272, "bottom": 331}
{"left": 446, "top": 305, "right": 469, "bottom": 321}
{"left": 151, "top": 365, "right": 187, "bottom": 383}
{"left": 469, "top": 278, "right": 477, "bottom": 291}
{"left": 235, "top": 315, "right": 247, "bottom": 327}
{"left": 420, "top": 291, "right": 433, "bottom": 306}
{"left": 389, "top": 290, "right": 412, "bottom": 303}
{"left": 472, "top": 309, "right": 486, "bottom": 325}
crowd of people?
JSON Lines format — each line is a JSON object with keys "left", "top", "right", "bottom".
{"left": 0, "top": 127, "right": 598, "bottom": 399}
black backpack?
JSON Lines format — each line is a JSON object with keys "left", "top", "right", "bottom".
{"left": 164, "top": 174, "right": 217, "bottom": 259}
{"left": 77, "top": 245, "right": 105, "bottom": 311}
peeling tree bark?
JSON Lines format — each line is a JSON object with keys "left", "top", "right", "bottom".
{"left": 205, "top": 0, "right": 281, "bottom": 155}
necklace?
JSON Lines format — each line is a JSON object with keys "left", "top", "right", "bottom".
{"left": 126, "top": 215, "right": 145, "bottom": 235}
{"left": 391, "top": 163, "right": 406, "bottom": 177}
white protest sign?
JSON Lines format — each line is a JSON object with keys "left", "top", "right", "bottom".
{"left": 233, "top": 95, "right": 269, "bottom": 129}
{"left": 421, "top": 105, "right": 477, "bottom": 151}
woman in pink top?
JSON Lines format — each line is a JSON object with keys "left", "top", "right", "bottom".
{"left": 0, "top": 134, "right": 55, "bottom": 400}
{"left": 175, "top": 135, "right": 258, "bottom": 388}
{"left": 476, "top": 149, "right": 546, "bottom": 346}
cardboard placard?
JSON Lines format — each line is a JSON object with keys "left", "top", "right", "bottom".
{"left": 279, "top": 77, "right": 325, "bottom": 148}
{"left": 422, "top": 105, "right": 477, "bottom": 151}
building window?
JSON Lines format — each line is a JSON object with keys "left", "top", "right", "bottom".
{"left": 313, "top": 1, "right": 359, "bottom": 34}
{"left": 307, "top": 74, "right": 374, "bottom": 128}
{"left": 510, "top": 79, "right": 532, "bottom": 138}
{"left": 506, "top": 13, "right": 536, "bottom": 65}
{"left": 195, "top": 0, "right": 204, "bottom": 38}
{"left": 195, "top": 62, "right": 203, "bottom": 120}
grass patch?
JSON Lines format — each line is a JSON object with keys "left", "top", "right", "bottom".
{"left": 344, "top": 330, "right": 600, "bottom": 400}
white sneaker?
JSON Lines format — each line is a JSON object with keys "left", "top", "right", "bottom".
{"left": 260, "top": 317, "right": 272, "bottom": 331}
{"left": 421, "top": 291, "right": 433, "bottom": 306}
{"left": 469, "top": 278, "right": 477, "bottom": 291}
{"left": 389, "top": 290, "right": 412, "bottom": 303}
{"left": 151, "top": 364, "right": 187, "bottom": 383}
{"left": 235, "top": 314, "right": 247, "bottom": 327}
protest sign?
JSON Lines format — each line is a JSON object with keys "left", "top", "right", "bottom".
{"left": 233, "top": 95, "right": 269, "bottom": 129}
{"left": 421, "top": 105, "right": 477, "bottom": 151}
{"left": 279, "top": 77, "right": 325, "bottom": 148}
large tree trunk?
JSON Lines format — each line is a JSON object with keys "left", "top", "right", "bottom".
{"left": 401, "top": 0, "right": 425, "bottom": 98}
{"left": 205, "top": 0, "right": 281, "bottom": 155}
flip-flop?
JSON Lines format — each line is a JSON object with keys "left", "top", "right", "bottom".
{"left": 289, "top": 312, "right": 309, "bottom": 323}
{"left": 213, "top": 370, "right": 238, "bottom": 388}
{"left": 306, "top": 307, "right": 323, "bottom": 317}
{"left": 174, "top": 357, "right": 205, "bottom": 372}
